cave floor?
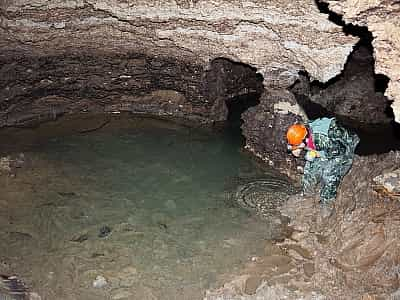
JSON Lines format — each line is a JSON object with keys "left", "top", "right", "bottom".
{"left": 0, "top": 114, "right": 292, "bottom": 300}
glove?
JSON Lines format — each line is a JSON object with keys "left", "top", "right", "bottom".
{"left": 305, "top": 150, "right": 319, "bottom": 161}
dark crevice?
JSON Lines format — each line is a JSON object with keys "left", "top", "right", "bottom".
{"left": 295, "top": 84, "right": 400, "bottom": 155}
{"left": 314, "top": 0, "right": 390, "bottom": 93}
{"left": 289, "top": 2, "right": 400, "bottom": 155}
{"left": 375, "top": 74, "right": 390, "bottom": 93}
{"left": 206, "top": 58, "right": 264, "bottom": 140}
{"left": 315, "top": 0, "right": 373, "bottom": 45}
{"left": 226, "top": 93, "right": 261, "bottom": 128}
{"left": 224, "top": 93, "right": 262, "bottom": 145}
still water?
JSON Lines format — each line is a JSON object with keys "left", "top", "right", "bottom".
{"left": 0, "top": 115, "right": 286, "bottom": 300}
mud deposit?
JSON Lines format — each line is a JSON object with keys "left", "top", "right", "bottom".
{"left": 0, "top": 115, "right": 291, "bottom": 300}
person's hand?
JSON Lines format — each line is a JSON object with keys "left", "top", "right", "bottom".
{"left": 292, "top": 148, "right": 303, "bottom": 157}
{"left": 305, "top": 150, "right": 319, "bottom": 161}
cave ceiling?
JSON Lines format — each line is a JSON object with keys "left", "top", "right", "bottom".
{"left": 1, "top": 0, "right": 399, "bottom": 121}
{"left": 1, "top": 0, "right": 356, "bottom": 86}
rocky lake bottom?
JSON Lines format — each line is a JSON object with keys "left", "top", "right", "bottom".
{"left": 0, "top": 115, "right": 291, "bottom": 300}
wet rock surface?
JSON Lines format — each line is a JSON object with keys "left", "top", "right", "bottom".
{"left": 207, "top": 151, "right": 400, "bottom": 299}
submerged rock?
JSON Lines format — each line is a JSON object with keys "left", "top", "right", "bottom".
{"left": 0, "top": 154, "right": 25, "bottom": 175}
{"left": 0, "top": 157, "right": 12, "bottom": 173}
{"left": 233, "top": 176, "right": 300, "bottom": 219}
{"left": 98, "top": 226, "right": 112, "bottom": 238}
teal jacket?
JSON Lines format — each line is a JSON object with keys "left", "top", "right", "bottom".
{"left": 308, "top": 118, "right": 359, "bottom": 160}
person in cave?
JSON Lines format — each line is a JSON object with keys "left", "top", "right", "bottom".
{"left": 286, "top": 117, "right": 360, "bottom": 215}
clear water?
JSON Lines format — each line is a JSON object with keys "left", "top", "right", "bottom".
{"left": 0, "top": 116, "right": 286, "bottom": 300}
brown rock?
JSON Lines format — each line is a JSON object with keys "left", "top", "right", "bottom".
{"left": 303, "top": 262, "right": 315, "bottom": 278}
{"left": 264, "top": 240, "right": 286, "bottom": 256}
{"left": 244, "top": 276, "right": 262, "bottom": 295}
{"left": 285, "top": 244, "right": 313, "bottom": 260}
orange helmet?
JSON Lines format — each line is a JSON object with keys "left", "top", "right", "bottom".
{"left": 286, "top": 124, "right": 307, "bottom": 145}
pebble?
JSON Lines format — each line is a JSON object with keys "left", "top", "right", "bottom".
{"left": 93, "top": 275, "right": 108, "bottom": 288}
{"left": 98, "top": 226, "right": 112, "bottom": 238}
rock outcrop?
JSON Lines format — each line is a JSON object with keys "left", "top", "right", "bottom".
{"left": 321, "top": 0, "right": 400, "bottom": 122}
{"left": 241, "top": 89, "right": 307, "bottom": 178}
{"left": 279, "top": 152, "right": 400, "bottom": 298}
{"left": 292, "top": 46, "right": 391, "bottom": 125}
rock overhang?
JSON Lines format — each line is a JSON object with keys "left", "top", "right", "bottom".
{"left": 1, "top": 0, "right": 357, "bottom": 90}
{"left": 320, "top": 0, "right": 400, "bottom": 122}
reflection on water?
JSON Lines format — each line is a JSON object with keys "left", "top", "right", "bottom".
{"left": 0, "top": 115, "right": 286, "bottom": 300}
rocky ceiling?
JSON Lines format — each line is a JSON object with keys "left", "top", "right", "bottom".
{"left": 1, "top": 1, "right": 355, "bottom": 87}
{"left": 0, "top": 0, "right": 399, "bottom": 121}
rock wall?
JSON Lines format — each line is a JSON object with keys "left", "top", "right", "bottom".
{"left": 321, "top": 0, "right": 400, "bottom": 122}
{"left": 0, "top": 0, "right": 358, "bottom": 127}
{"left": 0, "top": 53, "right": 262, "bottom": 127}
{"left": 292, "top": 46, "right": 391, "bottom": 125}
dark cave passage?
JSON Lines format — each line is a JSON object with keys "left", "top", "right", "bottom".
{"left": 226, "top": 92, "right": 261, "bottom": 129}
{"left": 206, "top": 58, "right": 264, "bottom": 143}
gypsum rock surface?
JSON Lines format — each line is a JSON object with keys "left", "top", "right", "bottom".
{"left": 207, "top": 152, "right": 400, "bottom": 300}
{"left": 0, "top": 0, "right": 358, "bottom": 126}
{"left": 0, "top": 0, "right": 357, "bottom": 84}
{"left": 279, "top": 151, "right": 400, "bottom": 298}
{"left": 320, "top": 0, "right": 400, "bottom": 122}
{"left": 291, "top": 46, "right": 392, "bottom": 125}
{"left": 0, "top": 54, "right": 262, "bottom": 127}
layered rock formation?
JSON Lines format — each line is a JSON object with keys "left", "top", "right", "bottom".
{"left": 0, "top": 0, "right": 357, "bottom": 127}
{"left": 1, "top": 0, "right": 356, "bottom": 83}
{"left": 321, "top": 0, "right": 400, "bottom": 122}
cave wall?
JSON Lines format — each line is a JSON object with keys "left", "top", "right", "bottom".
{"left": 0, "top": 0, "right": 358, "bottom": 127}
{"left": 0, "top": 53, "right": 264, "bottom": 127}
{"left": 292, "top": 45, "right": 391, "bottom": 126}
{"left": 321, "top": 0, "right": 400, "bottom": 122}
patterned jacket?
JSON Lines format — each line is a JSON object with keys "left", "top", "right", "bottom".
{"left": 308, "top": 117, "right": 359, "bottom": 160}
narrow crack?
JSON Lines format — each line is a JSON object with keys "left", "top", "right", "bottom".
{"left": 314, "top": 0, "right": 389, "bottom": 93}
